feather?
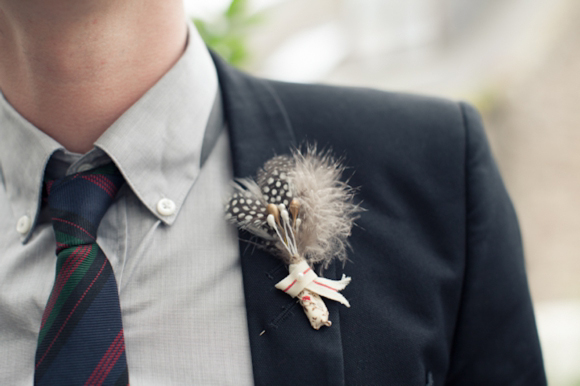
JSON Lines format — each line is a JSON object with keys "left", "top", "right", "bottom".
{"left": 225, "top": 178, "right": 272, "bottom": 240}
{"left": 225, "top": 145, "right": 361, "bottom": 268}
{"left": 289, "top": 146, "right": 360, "bottom": 269}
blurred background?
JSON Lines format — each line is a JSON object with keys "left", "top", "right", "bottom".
{"left": 185, "top": 0, "right": 580, "bottom": 384}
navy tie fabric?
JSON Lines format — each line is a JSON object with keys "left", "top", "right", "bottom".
{"left": 35, "top": 163, "right": 129, "bottom": 385}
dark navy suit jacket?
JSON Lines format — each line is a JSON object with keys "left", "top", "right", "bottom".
{"left": 211, "top": 53, "right": 546, "bottom": 386}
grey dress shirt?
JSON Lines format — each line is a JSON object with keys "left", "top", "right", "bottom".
{"left": 0, "top": 23, "right": 254, "bottom": 385}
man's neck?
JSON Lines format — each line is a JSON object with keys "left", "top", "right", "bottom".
{"left": 0, "top": 0, "right": 187, "bottom": 153}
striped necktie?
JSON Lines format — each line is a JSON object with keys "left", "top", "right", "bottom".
{"left": 35, "top": 163, "right": 129, "bottom": 385}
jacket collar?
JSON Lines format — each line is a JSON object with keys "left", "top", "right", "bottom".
{"left": 212, "top": 52, "right": 346, "bottom": 386}
{"left": 210, "top": 55, "right": 296, "bottom": 178}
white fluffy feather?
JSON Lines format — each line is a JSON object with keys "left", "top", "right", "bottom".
{"left": 289, "top": 146, "right": 360, "bottom": 269}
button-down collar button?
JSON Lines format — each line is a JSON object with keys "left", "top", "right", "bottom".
{"left": 156, "top": 198, "right": 176, "bottom": 216}
{"left": 16, "top": 215, "right": 32, "bottom": 235}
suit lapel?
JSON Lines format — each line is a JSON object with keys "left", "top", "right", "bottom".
{"left": 212, "top": 53, "right": 346, "bottom": 386}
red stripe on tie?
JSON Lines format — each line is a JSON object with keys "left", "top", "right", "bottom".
{"left": 85, "top": 330, "right": 125, "bottom": 385}
{"left": 40, "top": 245, "right": 91, "bottom": 329}
{"left": 313, "top": 280, "right": 338, "bottom": 292}
{"left": 87, "top": 333, "right": 121, "bottom": 385}
{"left": 36, "top": 259, "right": 107, "bottom": 369}
{"left": 52, "top": 218, "right": 95, "bottom": 239}
{"left": 81, "top": 175, "right": 112, "bottom": 196}
{"left": 81, "top": 175, "right": 118, "bottom": 198}
{"left": 98, "top": 333, "right": 125, "bottom": 385}
{"left": 45, "top": 181, "right": 54, "bottom": 196}
{"left": 56, "top": 241, "right": 69, "bottom": 249}
{"left": 99, "top": 175, "right": 119, "bottom": 196}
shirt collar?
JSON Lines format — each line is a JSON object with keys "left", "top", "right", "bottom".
{"left": 0, "top": 22, "right": 220, "bottom": 242}
{"left": 0, "top": 99, "right": 61, "bottom": 242}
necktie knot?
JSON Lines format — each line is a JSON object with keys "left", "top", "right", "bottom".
{"left": 45, "top": 163, "right": 124, "bottom": 250}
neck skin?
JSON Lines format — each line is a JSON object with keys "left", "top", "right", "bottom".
{"left": 0, "top": 1, "right": 187, "bottom": 153}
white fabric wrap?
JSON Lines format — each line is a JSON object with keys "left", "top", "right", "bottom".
{"left": 275, "top": 260, "right": 351, "bottom": 307}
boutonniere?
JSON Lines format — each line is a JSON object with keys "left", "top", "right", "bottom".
{"left": 225, "top": 146, "right": 361, "bottom": 329}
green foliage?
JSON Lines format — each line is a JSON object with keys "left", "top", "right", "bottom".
{"left": 193, "top": 0, "right": 263, "bottom": 68}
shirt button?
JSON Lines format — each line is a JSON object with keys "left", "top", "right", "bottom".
{"left": 156, "top": 198, "right": 176, "bottom": 216}
{"left": 16, "top": 215, "right": 32, "bottom": 235}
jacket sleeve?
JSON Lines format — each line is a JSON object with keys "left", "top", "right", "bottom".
{"left": 445, "top": 102, "right": 546, "bottom": 385}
